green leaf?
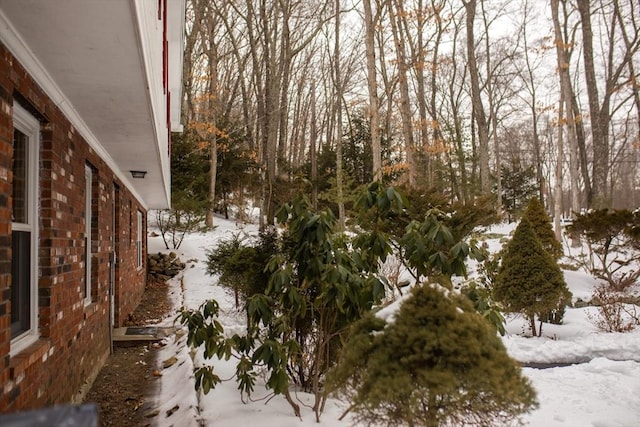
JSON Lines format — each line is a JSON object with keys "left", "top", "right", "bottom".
{"left": 275, "top": 204, "right": 290, "bottom": 224}
{"left": 247, "top": 294, "right": 273, "bottom": 326}
{"left": 386, "top": 187, "right": 396, "bottom": 205}
{"left": 371, "top": 277, "right": 386, "bottom": 303}
{"left": 236, "top": 356, "right": 256, "bottom": 396}
{"left": 202, "top": 299, "right": 219, "bottom": 318}
{"left": 194, "top": 366, "right": 220, "bottom": 395}
{"left": 252, "top": 341, "right": 276, "bottom": 365}
{"left": 217, "top": 339, "right": 233, "bottom": 360}
{"left": 267, "top": 367, "right": 290, "bottom": 395}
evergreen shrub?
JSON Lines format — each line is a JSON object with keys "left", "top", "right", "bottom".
{"left": 523, "top": 197, "right": 563, "bottom": 260}
{"left": 493, "top": 218, "right": 571, "bottom": 336}
{"left": 328, "top": 284, "right": 537, "bottom": 427}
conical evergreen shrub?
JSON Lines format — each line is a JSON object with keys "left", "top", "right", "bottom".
{"left": 523, "top": 198, "right": 570, "bottom": 323}
{"left": 327, "top": 284, "right": 537, "bottom": 427}
{"left": 493, "top": 217, "right": 570, "bottom": 336}
{"left": 523, "top": 197, "right": 563, "bottom": 260}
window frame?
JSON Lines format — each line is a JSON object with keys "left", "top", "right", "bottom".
{"left": 84, "top": 164, "right": 93, "bottom": 305}
{"left": 136, "top": 210, "right": 143, "bottom": 270}
{"left": 10, "top": 103, "right": 40, "bottom": 355}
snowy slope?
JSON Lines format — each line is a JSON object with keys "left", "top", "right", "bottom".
{"left": 149, "top": 217, "right": 640, "bottom": 427}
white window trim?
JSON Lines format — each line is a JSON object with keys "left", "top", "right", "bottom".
{"left": 84, "top": 165, "right": 93, "bottom": 305}
{"left": 10, "top": 103, "right": 40, "bottom": 356}
{"left": 136, "top": 210, "right": 143, "bottom": 270}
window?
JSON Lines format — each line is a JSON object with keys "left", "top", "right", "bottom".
{"left": 84, "top": 164, "right": 93, "bottom": 304}
{"left": 136, "top": 210, "right": 143, "bottom": 269}
{"left": 11, "top": 103, "right": 39, "bottom": 353}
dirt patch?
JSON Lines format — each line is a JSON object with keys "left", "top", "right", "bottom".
{"left": 83, "top": 278, "right": 174, "bottom": 427}
{"left": 123, "top": 278, "right": 175, "bottom": 327}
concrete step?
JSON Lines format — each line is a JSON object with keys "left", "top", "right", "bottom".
{"left": 112, "top": 326, "right": 176, "bottom": 346}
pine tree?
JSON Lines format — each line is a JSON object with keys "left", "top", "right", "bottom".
{"left": 494, "top": 217, "right": 570, "bottom": 336}
{"left": 171, "top": 127, "right": 210, "bottom": 208}
{"left": 327, "top": 284, "right": 537, "bottom": 427}
{"left": 523, "top": 198, "right": 569, "bottom": 324}
{"left": 501, "top": 164, "right": 538, "bottom": 217}
{"left": 523, "top": 197, "right": 563, "bottom": 260}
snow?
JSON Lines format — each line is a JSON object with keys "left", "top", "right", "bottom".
{"left": 148, "top": 218, "right": 640, "bottom": 426}
{"left": 503, "top": 309, "right": 640, "bottom": 364}
{"left": 523, "top": 358, "right": 640, "bottom": 427}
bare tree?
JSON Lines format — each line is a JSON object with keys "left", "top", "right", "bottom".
{"left": 463, "top": 0, "right": 491, "bottom": 195}
{"left": 334, "top": 0, "right": 345, "bottom": 228}
{"left": 515, "top": 0, "right": 549, "bottom": 205}
{"left": 387, "top": 0, "right": 417, "bottom": 186}
{"left": 363, "top": 0, "right": 383, "bottom": 182}
{"left": 439, "top": 3, "right": 474, "bottom": 203}
{"left": 577, "top": 0, "right": 640, "bottom": 208}
{"left": 180, "top": 0, "right": 640, "bottom": 225}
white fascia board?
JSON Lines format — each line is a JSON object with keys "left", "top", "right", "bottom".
{"left": 168, "top": 0, "right": 186, "bottom": 132}
{"left": 0, "top": 7, "right": 151, "bottom": 210}
{"left": 131, "top": 0, "right": 171, "bottom": 208}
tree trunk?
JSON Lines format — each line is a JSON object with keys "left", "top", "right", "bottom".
{"left": 446, "top": 20, "right": 470, "bottom": 203}
{"left": 363, "top": 0, "right": 382, "bottom": 182}
{"left": 569, "top": 92, "right": 591, "bottom": 207}
{"left": 529, "top": 313, "right": 537, "bottom": 337}
{"left": 479, "top": 1, "right": 503, "bottom": 215}
{"left": 207, "top": 135, "right": 218, "bottom": 226}
{"left": 205, "top": 21, "right": 219, "bottom": 227}
{"left": 310, "top": 82, "right": 318, "bottom": 209}
{"left": 276, "top": 8, "right": 292, "bottom": 172}
{"left": 553, "top": 79, "right": 565, "bottom": 241}
{"left": 613, "top": 0, "right": 640, "bottom": 151}
{"left": 415, "top": 0, "right": 431, "bottom": 186}
{"left": 463, "top": 0, "right": 491, "bottom": 195}
{"left": 551, "top": 0, "right": 585, "bottom": 219}
{"left": 335, "top": 0, "right": 345, "bottom": 228}
{"left": 427, "top": 0, "right": 446, "bottom": 188}
{"left": 388, "top": 0, "right": 416, "bottom": 187}
{"left": 551, "top": 0, "right": 570, "bottom": 224}
{"left": 577, "top": 1, "right": 609, "bottom": 208}
{"left": 182, "top": 0, "right": 204, "bottom": 125}
{"left": 426, "top": 392, "right": 438, "bottom": 427}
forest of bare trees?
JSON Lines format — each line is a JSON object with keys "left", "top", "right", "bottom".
{"left": 179, "top": 0, "right": 640, "bottom": 227}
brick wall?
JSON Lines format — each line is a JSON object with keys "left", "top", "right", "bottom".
{"left": 114, "top": 193, "right": 147, "bottom": 327}
{"left": 0, "top": 70, "right": 13, "bottom": 412}
{"left": 0, "top": 42, "right": 147, "bottom": 412}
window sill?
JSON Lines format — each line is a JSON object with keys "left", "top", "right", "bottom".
{"left": 9, "top": 338, "right": 51, "bottom": 380}
{"left": 9, "top": 331, "right": 40, "bottom": 358}
{"left": 83, "top": 301, "right": 98, "bottom": 319}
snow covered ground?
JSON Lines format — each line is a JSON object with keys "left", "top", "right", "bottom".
{"left": 148, "top": 217, "right": 640, "bottom": 427}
